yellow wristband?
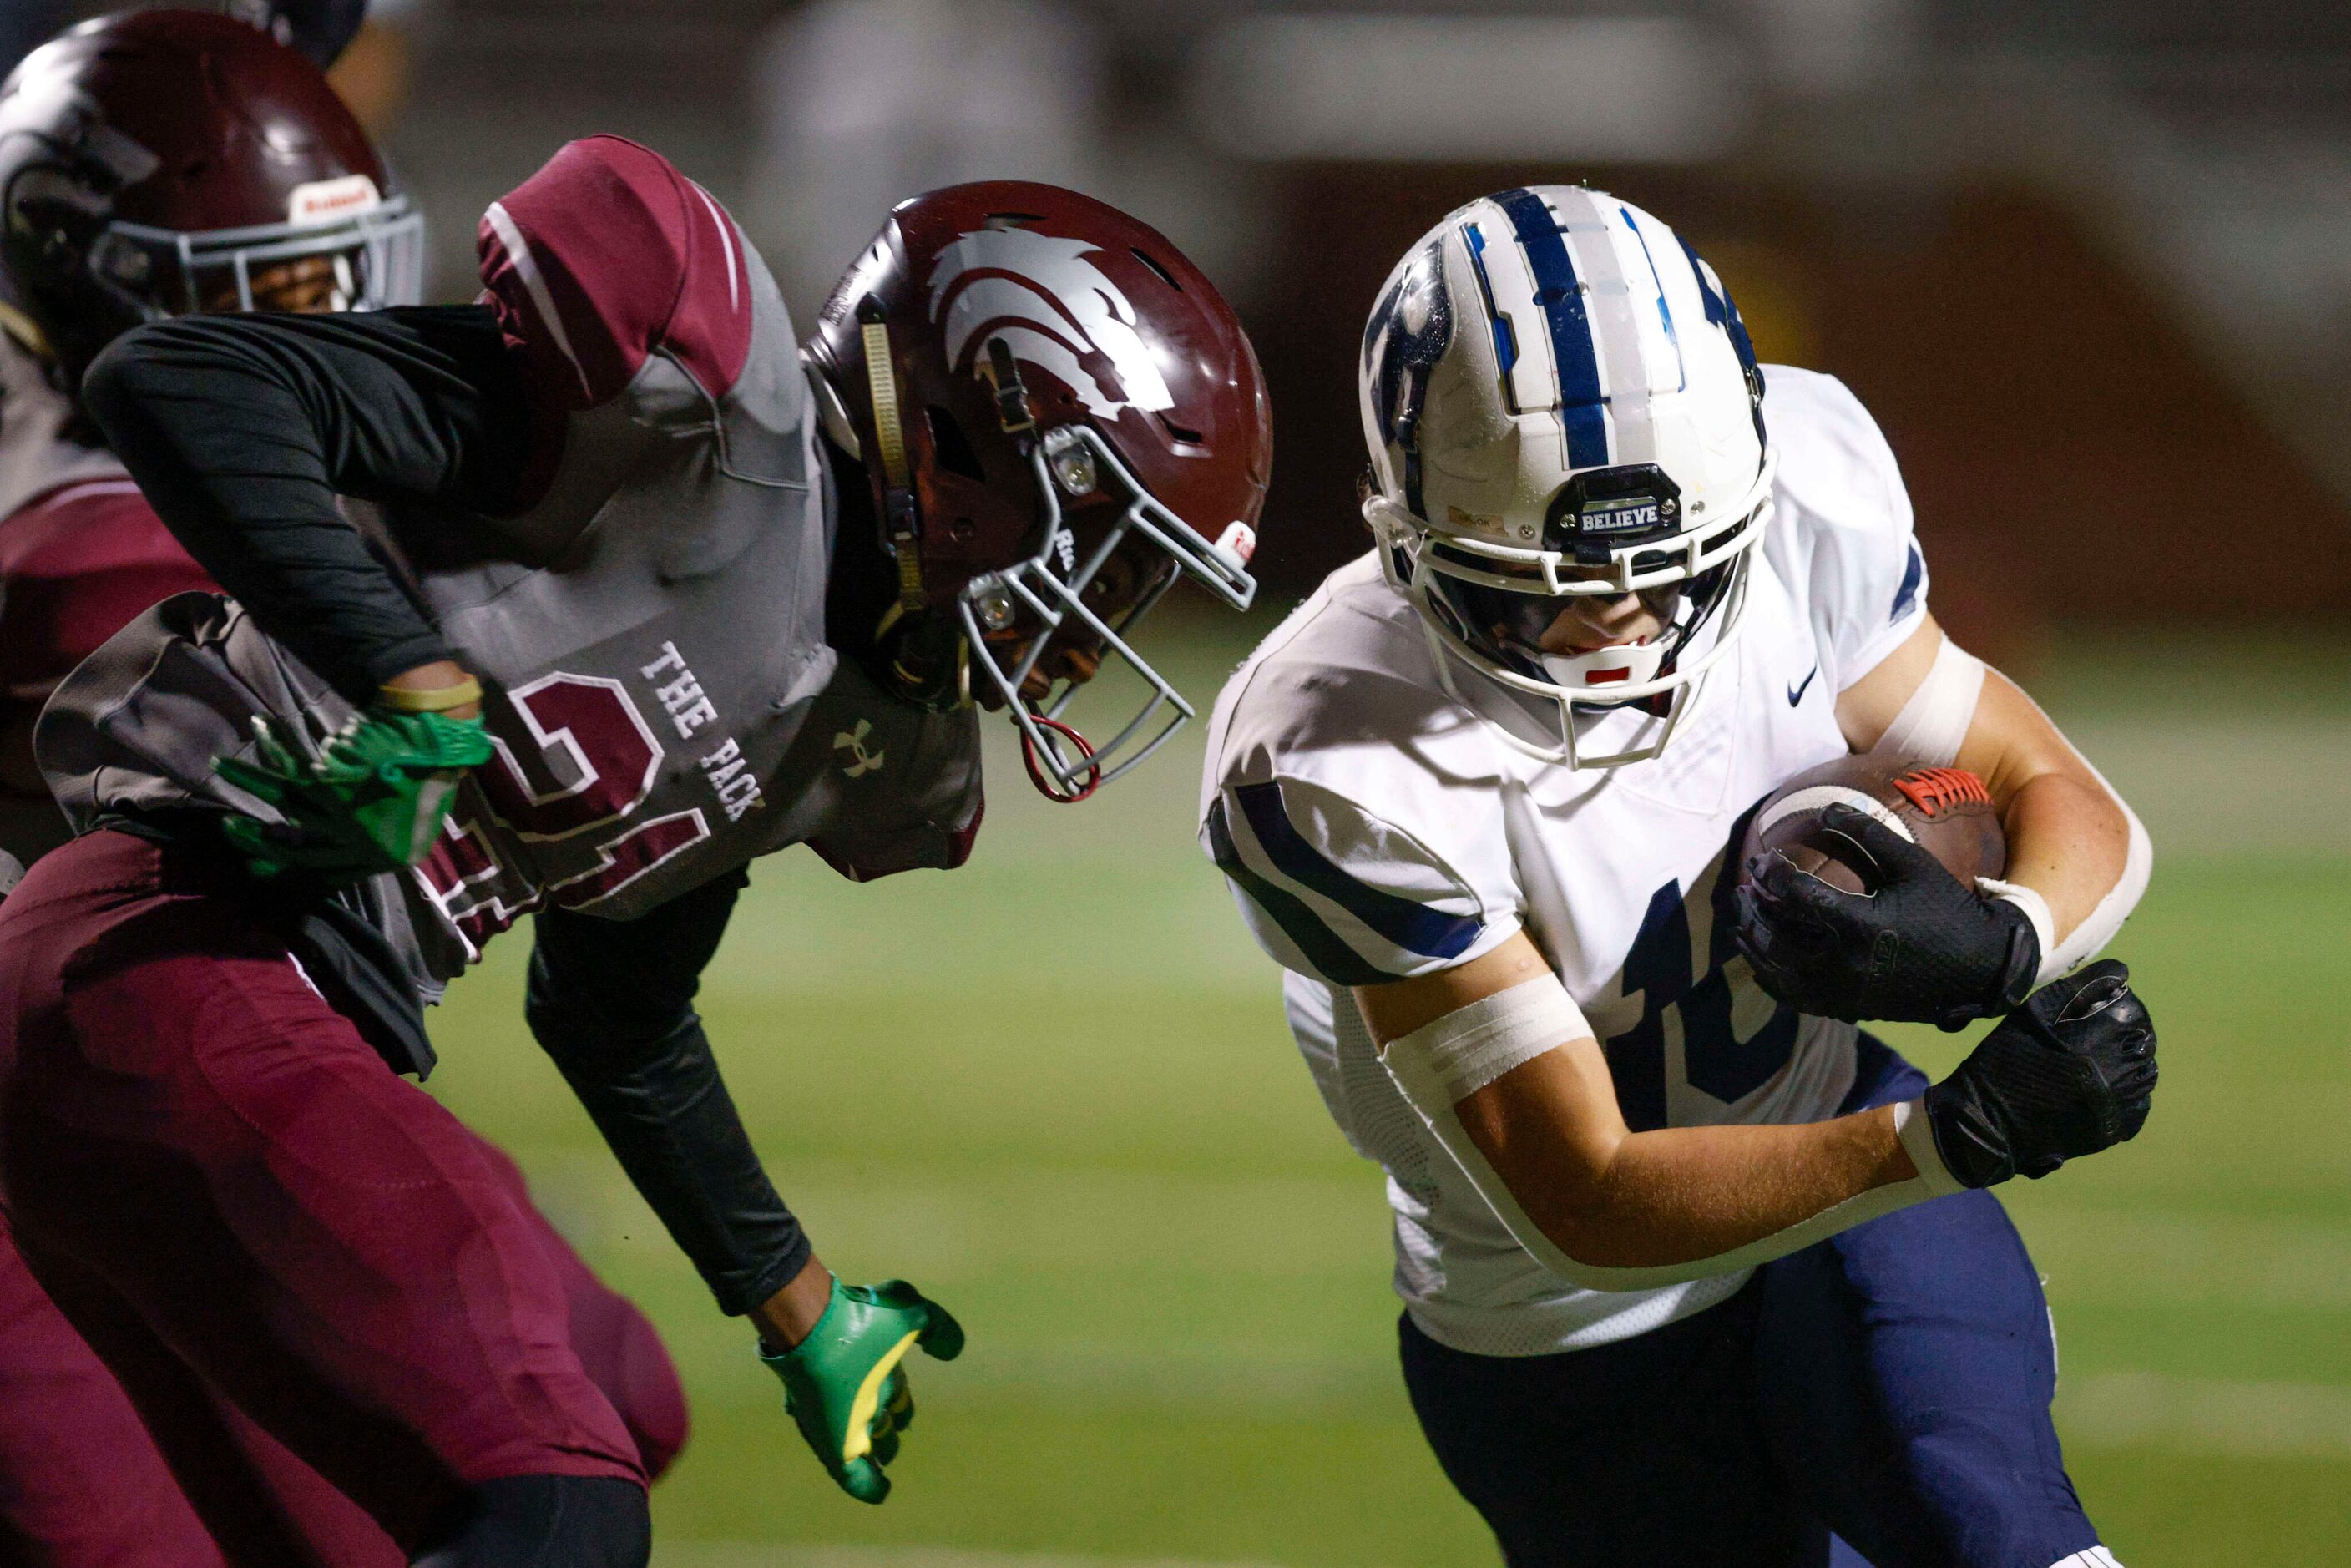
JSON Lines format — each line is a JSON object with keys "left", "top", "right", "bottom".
{"left": 377, "top": 675, "right": 483, "bottom": 714}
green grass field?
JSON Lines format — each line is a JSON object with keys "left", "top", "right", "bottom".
{"left": 426, "top": 617, "right": 2351, "bottom": 1566}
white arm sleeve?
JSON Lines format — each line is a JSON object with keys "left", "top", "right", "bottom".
{"left": 1376, "top": 976, "right": 1966, "bottom": 1292}
{"left": 1871, "top": 634, "right": 1985, "bottom": 768}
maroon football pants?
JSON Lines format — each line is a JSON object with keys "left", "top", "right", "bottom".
{"left": 0, "top": 1148, "right": 686, "bottom": 1568}
{"left": 0, "top": 832, "right": 656, "bottom": 1563}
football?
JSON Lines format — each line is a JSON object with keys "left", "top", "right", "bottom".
{"left": 1739, "top": 755, "right": 2007, "bottom": 896}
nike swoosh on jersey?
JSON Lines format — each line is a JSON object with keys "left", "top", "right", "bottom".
{"left": 1787, "top": 667, "right": 1818, "bottom": 706}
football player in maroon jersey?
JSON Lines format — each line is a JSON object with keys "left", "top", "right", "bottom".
{"left": 0, "top": 13, "right": 691, "bottom": 1565}
{"left": 0, "top": 13, "right": 1272, "bottom": 1568}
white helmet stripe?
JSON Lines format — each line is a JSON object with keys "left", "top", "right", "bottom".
{"left": 1459, "top": 200, "right": 1554, "bottom": 423}
{"left": 1618, "top": 206, "right": 1690, "bottom": 396}
{"left": 1554, "top": 185, "right": 1660, "bottom": 466}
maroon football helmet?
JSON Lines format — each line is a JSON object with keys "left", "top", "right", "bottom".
{"left": 0, "top": 8, "right": 422, "bottom": 387}
{"left": 805, "top": 182, "right": 1270, "bottom": 801}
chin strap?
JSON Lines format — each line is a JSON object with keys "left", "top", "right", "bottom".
{"left": 1019, "top": 712, "right": 1100, "bottom": 804}
{"left": 861, "top": 294, "right": 973, "bottom": 708}
{"left": 0, "top": 300, "right": 53, "bottom": 363}
{"left": 978, "top": 336, "right": 1035, "bottom": 437}
{"left": 857, "top": 296, "right": 926, "bottom": 619}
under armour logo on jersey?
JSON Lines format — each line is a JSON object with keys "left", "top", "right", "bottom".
{"left": 833, "top": 720, "right": 886, "bottom": 778}
{"left": 926, "top": 228, "right": 1175, "bottom": 422}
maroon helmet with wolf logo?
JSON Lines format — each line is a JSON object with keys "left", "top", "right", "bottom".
{"left": 805, "top": 181, "right": 1270, "bottom": 801}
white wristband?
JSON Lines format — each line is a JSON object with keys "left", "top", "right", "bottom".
{"left": 1892, "top": 1095, "right": 1966, "bottom": 1196}
{"left": 1977, "top": 878, "right": 2059, "bottom": 987}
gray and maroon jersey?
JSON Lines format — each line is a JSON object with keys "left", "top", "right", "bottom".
{"left": 38, "top": 138, "right": 983, "bottom": 984}
{"left": 0, "top": 329, "right": 124, "bottom": 524}
{"left": 0, "top": 331, "right": 215, "bottom": 863}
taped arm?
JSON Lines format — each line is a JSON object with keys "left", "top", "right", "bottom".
{"left": 1842, "top": 616, "right": 2151, "bottom": 986}
{"left": 526, "top": 869, "right": 813, "bottom": 1316}
{"left": 1355, "top": 934, "right": 1959, "bottom": 1291}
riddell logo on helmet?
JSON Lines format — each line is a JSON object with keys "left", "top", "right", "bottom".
{"left": 927, "top": 228, "right": 1176, "bottom": 422}
{"left": 286, "top": 175, "right": 382, "bottom": 226}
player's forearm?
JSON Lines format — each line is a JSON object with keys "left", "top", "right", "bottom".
{"left": 1547, "top": 1110, "right": 1914, "bottom": 1267}
{"left": 1461, "top": 1055, "right": 1918, "bottom": 1270}
{"left": 1852, "top": 636, "right": 2148, "bottom": 979}
{"left": 1369, "top": 964, "right": 1955, "bottom": 1290}
{"left": 526, "top": 875, "right": 814, "bottom": 1318}
{"left": 536, "top": 1007, "right": 814, "bottom": 1316}
{"left": 81, "top": 318, "right": 449, "bottom": 701}
{"left": 79, "top": 308, "right": 528, "bottom": 705}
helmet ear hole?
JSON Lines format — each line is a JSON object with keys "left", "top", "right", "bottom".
{"left": 6, "top": 167, "right": 105, "bottom": 274}
{"left": 924, "top": 404, "right": 984, "bottom": 480}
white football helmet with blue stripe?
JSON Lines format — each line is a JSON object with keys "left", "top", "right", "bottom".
{"left": 1358, "top": 186, "right": 1772, "bottom": 767}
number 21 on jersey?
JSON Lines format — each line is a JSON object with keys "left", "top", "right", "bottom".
{"left": 413, "top": 673, "right": 713, "bottom": 956}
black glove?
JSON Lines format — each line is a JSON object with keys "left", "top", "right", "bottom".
{"left": 1734, "top": 802, "right": 2039, "bottom": 1029}
{"left": 1924, "top": 960, "right": 2156, "bottom": 1188}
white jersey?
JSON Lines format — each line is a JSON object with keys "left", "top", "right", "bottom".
{"left": 1201, "top": 366, "right": 1930, "bottom": 1357}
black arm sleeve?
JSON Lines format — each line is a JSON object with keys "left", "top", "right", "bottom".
{"left": 80, "top": 305, "right": 533, "bottom": 705}
{"left": 525, "top": 871, "right": 812, "bottom": 1318}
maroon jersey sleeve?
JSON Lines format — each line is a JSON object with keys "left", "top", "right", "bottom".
{"left": 478, "top": 136, "right": 757, "bottom": 414}
{"left": 0, "top": 478, "right": 216, "bottom": 702}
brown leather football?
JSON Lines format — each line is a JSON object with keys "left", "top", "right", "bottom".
{"left": 1740, "top": 755, "right": 2006, "bottom": 896}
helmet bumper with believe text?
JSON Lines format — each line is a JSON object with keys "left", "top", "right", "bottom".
{"left": 804, "top": 180, "right": 1269, "bottom": 801}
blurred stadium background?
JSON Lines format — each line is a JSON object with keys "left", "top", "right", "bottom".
{"left": 24, "top": 0, "right": 2351, "bottom": 1561}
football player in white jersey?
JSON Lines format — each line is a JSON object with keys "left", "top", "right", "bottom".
{"left": 1202, "top": 187, "right": 2156, "bottom": 1567}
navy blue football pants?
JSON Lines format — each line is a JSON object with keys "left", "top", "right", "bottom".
{"left": 1399, "top": 1038, "right": 2108, "bottom": 1568}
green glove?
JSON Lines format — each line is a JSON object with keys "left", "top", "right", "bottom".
{"left": 760, "top": 1278, "right": 965, "bottom": 1504}
{"left": 214, "top": 708, "right": 494, "bottom": 879}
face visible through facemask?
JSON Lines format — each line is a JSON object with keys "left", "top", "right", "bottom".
{"left": 975, "top": 521, "right": 1177, "bottom": 708}
{"left": 195, "top": 252, "right": 361, "bottom": 316}
{"left": 1532, "top": 584, "right": 1676, "bottom": 658}
{"left": 1456, "top": 562, "right": 1686, "bottom": 661}
{"left": 1432, "top": 554, "right": 1714, "bottom": 701}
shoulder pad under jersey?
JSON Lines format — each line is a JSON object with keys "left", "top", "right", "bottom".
{"left": 478, "top": 135, "right": 756, "bottom": 414}
{"left": 1201, "top": 563, "right": 1524, "bottom": 987}
{"left": 1759, "top": 365, "right": 1928, "bottom": 692}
